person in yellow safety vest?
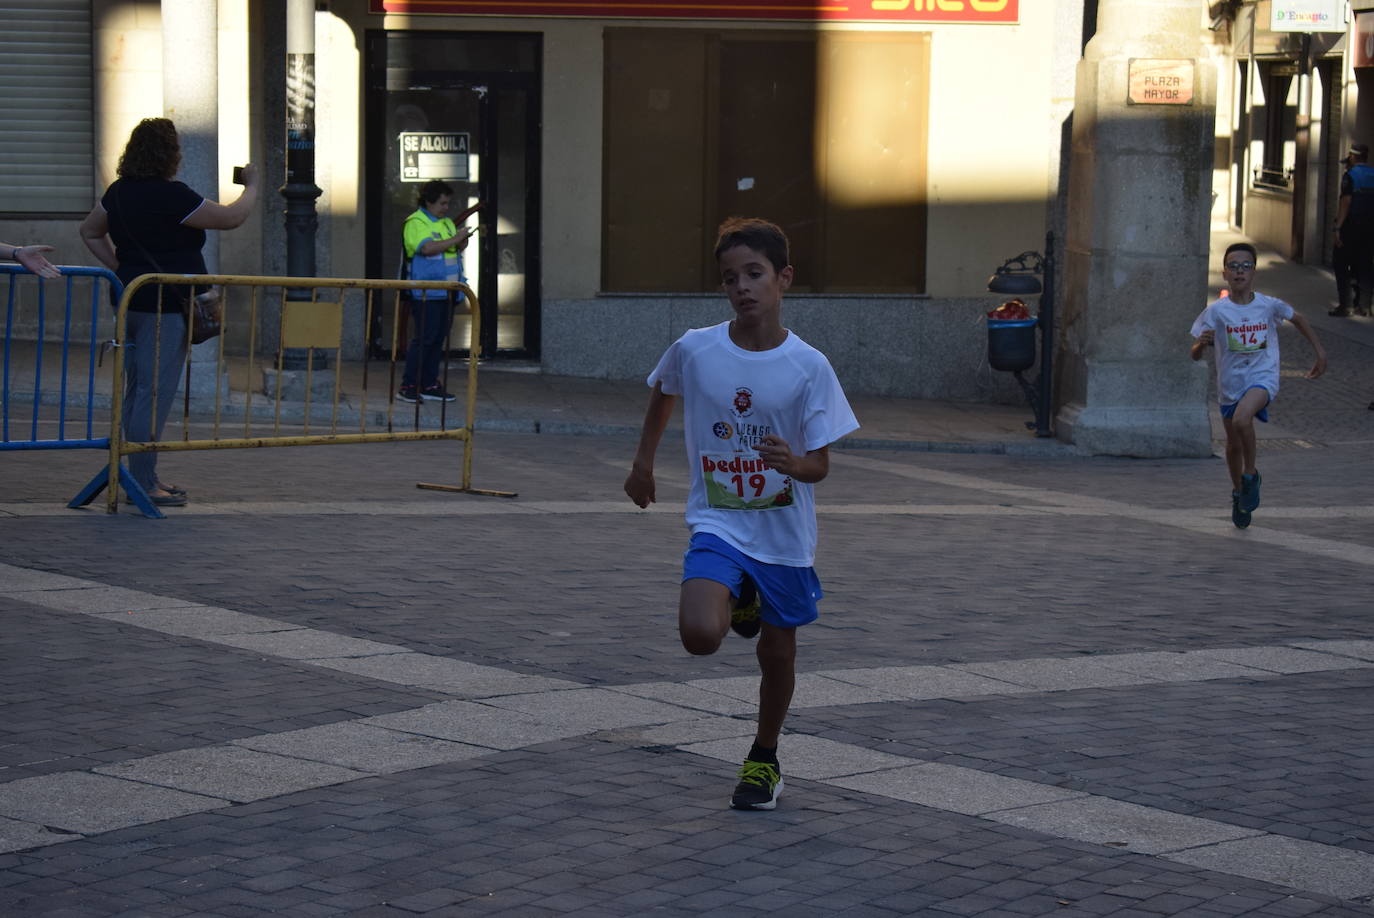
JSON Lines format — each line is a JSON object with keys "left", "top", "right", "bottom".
{"left": 397, "top": 180, "right": 483, "bottom": 403}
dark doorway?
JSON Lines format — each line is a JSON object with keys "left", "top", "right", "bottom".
{"left": 365, "top": 31, "right": 542, "bottom": 359}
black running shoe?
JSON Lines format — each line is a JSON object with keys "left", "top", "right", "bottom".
{"left": 397, "top": 386, "right": 420, "bottom": 404}
{"left": 1231, "top": 490, "right": 1251, "bottom": 529}
{"left": 421, "top": 385, "right": 458, "bottom": 402}
{"left": 1240, "top": 470, "right": 1261, "bottom": 512}
{"left": 731, "top": 757, "right": 783, "bottom": 810}
{"left": 730, "top": 578, "right": 761, "bottom": 639}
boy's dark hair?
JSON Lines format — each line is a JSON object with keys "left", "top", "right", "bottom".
{"left": 417, "top": 180, "right": 454, "bottom": 208}
{"left": 1224, "top": 242, "right": 1257, "bottom": 262}
{"left": 714, "top": 217, "right": 790, "bottom": 273}
{"left": 117, "top": 118, "right": 180, "bottom": 181}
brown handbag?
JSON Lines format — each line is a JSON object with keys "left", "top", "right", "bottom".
{"left": 189, "top": 287, "right": 223, "bottom": 344}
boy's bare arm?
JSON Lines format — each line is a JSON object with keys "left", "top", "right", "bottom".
{"left": 1287, "top": 312, "right": 1328, "bottom": 379}
{"left": 625, "top": 383, "right": 675, "bottom": 508}
{"left": 756, "top": 436, "right": 830, "bottom": 484}
{"left": 1190, "top": 329, "right": 1214, "bottom": 361}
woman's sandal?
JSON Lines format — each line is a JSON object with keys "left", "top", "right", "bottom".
{"left": 124, "top": 488, "right": 188, "bottom": 508}
{"left": 156, "top": 481, "right": 187, "bottom": 497}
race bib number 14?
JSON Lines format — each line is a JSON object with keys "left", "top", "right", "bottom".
{"left": 1225, "top": 320, "right": 1267, "bottom": 353}
{"left": 701, "top": 452, "right": 794, "bottom": 510}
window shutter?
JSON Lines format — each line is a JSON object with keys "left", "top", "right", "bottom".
{"left": 0, "top": 0, "right": 94, "bottom": 214}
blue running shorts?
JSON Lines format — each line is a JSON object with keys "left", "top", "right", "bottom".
{"left": 682, "top": 531, "right": 822, "bottom": 629}
{"left": 1220, "top": 385, "right": 1271, "bottom": 423}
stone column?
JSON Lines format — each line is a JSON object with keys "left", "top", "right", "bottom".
{"left": 1054, "top": 0, "right": 1216, "bottom": 457}
{"left": 162, "top": 0, "right": 219, "bottom": 273}
{"left": 162, "top": 0, "right": 228, "bottom": 396}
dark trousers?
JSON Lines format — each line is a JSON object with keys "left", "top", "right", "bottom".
{"left": 401, "top": 297, "right": 455, "bottom": 390}
{"left": 1335, "top": 230, "right": 1374, "bottom": 314}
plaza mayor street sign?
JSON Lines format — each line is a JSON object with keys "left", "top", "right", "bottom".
{"left": 1127, "top": 59, "right": 1196, "bottom": 106}
{"left": 369, "top": 0, "right": 1018, "bottom": 23}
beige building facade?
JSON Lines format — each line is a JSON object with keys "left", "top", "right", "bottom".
{"left": 6, "top": 0, "right": 1088, "bottom": 404}
{"left": 1211, "top": 0, "right": 1364, "bottom": 268}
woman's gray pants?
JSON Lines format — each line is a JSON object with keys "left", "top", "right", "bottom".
{"left": 122, "top": 310, "right": 187, "bottom": 491}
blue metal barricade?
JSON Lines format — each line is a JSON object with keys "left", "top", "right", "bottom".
{"left": 1, "top": 264, "right": 122, "bottom": 450}
{"left": 0, "top": 264, "right": 140, "bottom": 507}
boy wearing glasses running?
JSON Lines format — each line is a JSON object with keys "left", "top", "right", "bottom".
{"left": 1189, "top": 242, "right": 1326, "bottom": 528}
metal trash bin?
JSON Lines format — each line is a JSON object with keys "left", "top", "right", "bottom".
{"left": 987, "top": 317, "right": 1038, "bottom": 372}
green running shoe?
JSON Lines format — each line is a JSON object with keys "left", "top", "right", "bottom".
{"left": 730, "top": 578, "right": 761, "bottom": 639}
{"left": 731, "top": 757, "right": 783, "bottom": 810}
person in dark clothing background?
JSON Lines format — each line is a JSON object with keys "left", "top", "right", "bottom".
{"left": 1331, "top": 143, "right": 1374, "bottom": 318}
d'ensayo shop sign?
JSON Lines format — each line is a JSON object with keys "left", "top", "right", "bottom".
{"left": 369, "top": 0, "right": 1018, "bottom": 24}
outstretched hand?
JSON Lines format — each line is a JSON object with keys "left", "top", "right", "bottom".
{"left": 16, "top": 245, "right": 59, "bottom": 279}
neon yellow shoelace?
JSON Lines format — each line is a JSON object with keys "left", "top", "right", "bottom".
{"left": 737, "top": 760, "right": 779, "bottom": 787}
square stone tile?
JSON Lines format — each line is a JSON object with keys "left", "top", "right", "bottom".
{"left": 361, "top": 700, "right": 589, "bottom": 750}
{"left": 10, "top": 586, "right": 198, "bottom": 615}
{"left": 94, "top": 746, "right": 368, "bottom": 803}
{"left": 987, "top": 795, "right": 1262, "bottom": 854}
{"left": 0, "top": 815, "right": 82, "bottom": 854}
{"left": 0, "top": 772, "right": 226, "bottom": 835}
{"left": 1166, "top": 834, "right": 1374, "bottom": 900}
{"left": 949, "top": 657, "right": 1158, "bottom": 691}
{"left": 682, "top": 734, "right": 913, "bottom": 780}
{"left": 0, "top": 563, "right": 98, "bottom": 592}
{"left": 478, "top": 688, "right": 694, "bottom": 731}
{"left": 609, "top": 682, "right": 755, "bottom": 716}
{"left": 234, "top": 722, "right": 490, "bottom": 774}
{"left": 312, "top": 653, "right": 582, "bottom": 696}
{"left": 832, "top": 763, "right": 1085, "bottom": 816}
{"left": 210, "top": 630, "right": 409, "bottom": 660}
{"left": 94, "top": 606, "right": 288, "bottom": 637}
{"left": 1091, "top": 651, "right": 1264, "bottom": 683}
{"left": 822, "top": 665, "right": 1026, "bottom": 699}
{"left": 1193, "top": 646, "right": 1371, "bottom": 674}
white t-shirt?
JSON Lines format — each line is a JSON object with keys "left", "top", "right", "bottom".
{"left": 1190, "top": 293, "right": 1294, "bottom": 405}
{"left": 648, "top": 321, "right": 859, "bottom": 567}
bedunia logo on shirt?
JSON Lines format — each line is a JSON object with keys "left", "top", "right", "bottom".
{"left": 702, "top": 455, "right": 772, "bottom": 475}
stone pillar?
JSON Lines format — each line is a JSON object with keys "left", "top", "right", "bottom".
{"left": 162, "top": 0, "right": 219, "bottom": 274}
{"left": 162, "top": 0, "right": 228, "bottom": 396}
{"left": 1054, "top": 0, "right": 1216, "bottom": 457}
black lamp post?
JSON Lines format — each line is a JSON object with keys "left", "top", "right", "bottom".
{"left": 986, "top": 230, "right": 1055, "bottom": 438}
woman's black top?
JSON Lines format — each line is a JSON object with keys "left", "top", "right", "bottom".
{"left": 101, "top": 177, "right": 207, "bottom": 313}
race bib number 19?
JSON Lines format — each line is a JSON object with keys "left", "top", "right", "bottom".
{"left": 701, "top": 452, "right": 794, "bottom": 510}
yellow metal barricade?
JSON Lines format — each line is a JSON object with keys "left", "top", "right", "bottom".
{"left": 102, "top": 273, "right": 515, "bottom": 517}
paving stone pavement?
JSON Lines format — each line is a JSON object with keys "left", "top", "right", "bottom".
{"left": 2, "top": 233, "right": 1374, "bottom": 916}
{"left": 2, "top": 421, "right": 1374, "bottom": 917}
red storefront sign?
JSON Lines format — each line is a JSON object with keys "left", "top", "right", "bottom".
{"left": 368, "top": 0, "right": 1018, "bottom": 24}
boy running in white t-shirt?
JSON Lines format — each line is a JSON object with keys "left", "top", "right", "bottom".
{"left": 1190, "top": 242, "right": 1326, "bottom": 528}
{"left": 624, "top": 218, "right": 859, "bottom": 810}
